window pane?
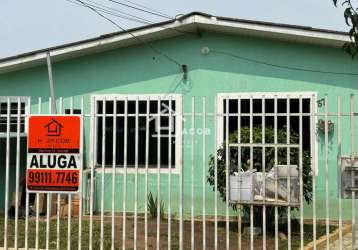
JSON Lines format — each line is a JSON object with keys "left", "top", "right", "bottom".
{"left": 290, "top": 99, "right": 299, "bottom": 113}
{"left": 277, "top": 99, "right": 287, "bottom": 113}
{"left": 253, "top": 99, "right": 262, "bottom": 113}
{"left": 302, "top": 98, "right": 310, "bottom": 113}
{"left": 241, "top": 99, "right": 250, "bottom": 113}
{"left": 265, "top": 99, "right": 274, "bottom": 113}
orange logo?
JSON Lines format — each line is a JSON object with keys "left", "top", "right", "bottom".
{"left": 44, "top": 118, "right": 63, "bottom": 136}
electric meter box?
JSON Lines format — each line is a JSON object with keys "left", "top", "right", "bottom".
{"left": 340, "top": 156, "right": 358, "bottom": 199}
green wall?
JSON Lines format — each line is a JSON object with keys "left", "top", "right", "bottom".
{"left": 0, "top": 31, "right": 358, "bottom": 221}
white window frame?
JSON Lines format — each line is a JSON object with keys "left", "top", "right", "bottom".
{"left": 90, "top": 94, "right": 183, "bottom": 174}
{"left": 0, "top": 96, "right": 30, "bottom": 138}
{"left": 217, "top": 92, "right": 318, "bottom": 175}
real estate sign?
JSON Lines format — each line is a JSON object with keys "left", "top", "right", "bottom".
{"left": 26, "top": 115, "right": 82, "bottom": 193}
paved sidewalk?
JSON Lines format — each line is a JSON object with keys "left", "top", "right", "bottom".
{"left": 330, "top": 230, "right": 358, "bottom": 250}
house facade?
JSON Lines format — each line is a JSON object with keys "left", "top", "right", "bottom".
{"left": 0, "top": 12, "right": 357, "bottom": 221}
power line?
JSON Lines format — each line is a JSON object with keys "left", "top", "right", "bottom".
{"left": 108, "top": 0, "right": 172, "bottom": 20}
{"left": 120, "top": 0, "right": 172, "bottom": 19}
{"left": 65, "top": 0, "right": 151, "bottom": 25}
{"left": 212, "top": 50, "right": 358, "bottom": 76}
{"left": 74, "top": 0, "right": 182, "bottom": 66}
{"left": 85, "top": 0, "right": 154, "bottom": 24}
{"left": 65, "top": 0, "right": 197, "bottom": 36}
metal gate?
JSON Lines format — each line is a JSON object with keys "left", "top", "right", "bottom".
{"left": 0, "top": 93, "right": 357, "bottom": 249}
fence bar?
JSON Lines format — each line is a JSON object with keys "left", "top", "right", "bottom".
{"left": 99, "top": 98, "right": 106, "bottom": 250}
{"left": 25, "top": 97, "right": 31, "bottom": 250}
{"left": 78, "top": 96, "right": 84, "bottom": 250}
{"left": 168, "top": 96, "right": 173, "bottom": 249}
{"left": 287, "top": 95, "right": 291, "bottom": 250}
{"left": 35, "top": 97, "right": 42, "bottom": 250}
{"left": 324, "top": 95, "right": 329, "bottom": 249}
{"left": 249, "top": 96, "right": 254, "bottom": 250}
{"left": 202, "top": 97, "right": 206, "bottom": 250}
{"left": 262, "top": 95, "right": 266, "bottom": 250}
{"left": 191, "top": 97, "right": 195, "bottom": 250}
{"left": 134, "top": 97, "right": 139, "bottom": 249}
{"left": 3, "top": 98, "right": 10, "bottom": 250}
{"left": 89, "top": 96, "right": 96, "bottom": 250}
{"left": 274, "top": 96, "right": 278, "bottom": 250}
{"left": 56, "top": 97, "right": 63, "bottom": 250}
{"left": 46, "top": 97, "right": 52, "bottom": 250}
{"left": 337, "top": 95, "right": 342, "bottom": 250}
{"left": 67, "top": 97, "right": 74, "bottom": 250}
{"left": 144, "top": 97, "right": 150, "bottom": 250}
{"left": 179, "top": 97, "right": 184, "bottom": 250}
{"left": 214, "top": 97, "right": 218, "bottom": 250}
{"left": 311, "top": 94, "right": 317, "bottom": 250}
{"left": 237, "top": 96, "right": 242, "bottom": 250}
{"left": 122, "top": 97, "right": 128, "bottom": 250}
{"left": 225, "top": 97, "right": 230, "bottom": 250}
{"left": 110, "top": 97, "right": 117, "bottom": 250}
{"left": 350, "top": 94, "right": 356, "bottom": 249}
{"left": 299, "top": 95, "right": 304, "bottom": 250}
{"left": 157, "top": 96, "right": 161, "bottom": 250}
{"left": 14, "top": 98, "right": 21, "bottom": 249}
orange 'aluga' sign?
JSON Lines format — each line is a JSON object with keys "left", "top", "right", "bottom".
{"left": 27, "top": 115, "right": 82, "bottom": 193}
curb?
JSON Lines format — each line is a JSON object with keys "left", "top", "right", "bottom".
{"left": 304, "top": 224, "right": 352, "bottom": 250}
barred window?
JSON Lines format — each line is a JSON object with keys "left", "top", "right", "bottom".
{"left": 94, "top": 95, "right": 182, "bottom": 170}
{"left": 0, "top": 97, "right": 29, "bottom": 135}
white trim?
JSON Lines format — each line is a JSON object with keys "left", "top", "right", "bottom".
{"left": 195, "top": 16, "right": 349, "bottom": 47}
{"left": 0, "top": 96, "right": 30, "bottom": 136}
{"left": 90, "top": 94, "right": 183, "bottom": 174}
{"left": 216, "top": 91, "right": 318, "bottom": 175}
{"left": 0, "top": 13, "right": 349, "bottom": 74}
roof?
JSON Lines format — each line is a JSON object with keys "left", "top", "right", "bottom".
{"left": 0, "top": 12, "right": 350, "bottom": 74}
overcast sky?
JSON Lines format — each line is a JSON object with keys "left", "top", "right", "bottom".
{"left": 0, "top": 0, "right": 349, "bottom": 59}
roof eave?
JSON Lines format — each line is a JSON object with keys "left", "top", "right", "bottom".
{"left": 0, "top": 13, "right": 350, "bottom": 74}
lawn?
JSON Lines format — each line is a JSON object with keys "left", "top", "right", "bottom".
{"left": 0, "top": 215, "right": 335, "bottom": 249}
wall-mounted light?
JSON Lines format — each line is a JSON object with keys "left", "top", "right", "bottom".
{"left": 201, "top": 47, "right": 210, "bottom": 55}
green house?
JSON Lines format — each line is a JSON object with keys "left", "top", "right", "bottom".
{"left": 0, "top": 12, "right": 357, "bottom": 223}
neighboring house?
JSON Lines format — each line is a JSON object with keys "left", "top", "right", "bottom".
{"left": 0, "top": 12, "right": 357, "bottom": 220}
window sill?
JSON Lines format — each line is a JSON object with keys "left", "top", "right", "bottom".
{"left": 0, "top": 133, "right": 27, "bottom": 138}
{"left": 83, "top": 166, "right": 180, "bottom": 174}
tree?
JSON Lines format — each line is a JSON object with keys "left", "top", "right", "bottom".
{"left": 207, "top": 126, "right": 313, "bottom": 231}
{"left": 334, "top": 0, "right": 358, "bottom": 58}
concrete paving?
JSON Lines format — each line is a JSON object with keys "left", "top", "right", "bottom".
{"left": 330, "top": 230, "right": 358, "bottom": 250}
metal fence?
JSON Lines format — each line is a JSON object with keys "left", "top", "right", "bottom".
{"left": 0, "top": 93, "right": 357, "bottom": 250}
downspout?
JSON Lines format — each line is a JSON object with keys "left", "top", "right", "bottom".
{"left": 46, "top": 51, "right": 57, "bottom": 114}
{"left": 45, "top": 51, "right": 57, "bottom": 221}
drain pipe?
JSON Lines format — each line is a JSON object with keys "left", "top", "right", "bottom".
{"left": 46, "top": 51, "right": 57, "bottom": 114}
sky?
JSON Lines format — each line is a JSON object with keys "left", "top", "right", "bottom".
{"left": 0, "top": 0, "right": 350, "bottom": 59}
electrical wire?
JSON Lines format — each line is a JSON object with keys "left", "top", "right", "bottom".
{"left": 85, "top": 0, "right": 154, "bottom": 24}
{"left": 120, "top": 0, "right": 172, "bottom": 19}
{"left": 65, "top": 0, "right": 151, "bottom": 25}
{"left": 108, "top": 0, "right": 172, "bottom": 20}
{"left": 74, "top": 0, "right": 182, "bottom": 66}
{"left": 212, "top": 50, "right": 358, "bottom": 76}
{"left": 65, "top": 0, "right": 197, "bottom": 36}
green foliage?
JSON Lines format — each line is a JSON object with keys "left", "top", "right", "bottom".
{"left": 334, "top": 0, "right": 358, "bottom": 58}
{"left": 147, "top": 191, "right": 164, "bottom": 219}
{"left": 206, "top": 126, "right": 313, "bottom": 229}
